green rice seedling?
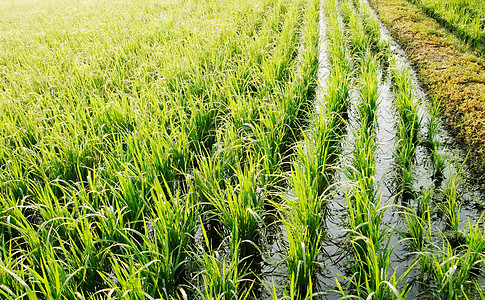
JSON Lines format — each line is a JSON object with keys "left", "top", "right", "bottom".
{"left": 378, "top": 40, "right": 392, "bottom": 66}
{"left": 296, "top": 111, "right": 341, "bottom": 195}
{"left": 287, "top": 161, "right": 329, "bottom": 241}
{"left": 395, "top": 115, "right": 419, "bottom": 158}
{"left": 1, "top": 198, "right": 82, "bottom": 296}
{"left": 463, "top": 219, "right": 485, "bottom": 276}
{"left": 338, "top": 223, "right": 415, "bottom": 299}
{"left": 321, "top": 106, "right": 346, "bottom": 163}
{"left": 398, "top": 158, "right": 416, "bottom": 201}
{"left": 326, "top": 23, "right": 348, "bottom": 68}
{"left": 111, "top": 166, "right": 148, "bottom": 226}
{"left": 228, "top": 94, "right": 261, "bottom": 135}
{"left": 136, "top": 178, "right": 198, "bottom": 297}
{"left": 282, "top": 130, "right": 330, "bottom": 295}
{"left": 252, "top": 107, "right": 288, "bottom": 188}
{"left": 290, "top": 275, "right": 315, "bottom": 300}
{"left": 325, "top": 68, "right": 352, "bottom": 118}
{"left": 416, "top": 186, "right": 433, "bottom": 219}
{"left": 347, "top": 11, "right": 369, "bottom": 58}
{"left": 195, "top": 226, "right": 251, "bottom": 300}
{"left": 284, "top": 222, "right": 323, "bottom": 297}
{"left": 391, "top": 62, "right": 420, "bottom": 144}
{"left": 402, "top": 207, "right": 426, "bottom": 251}
{"left": 357, "top": 52, "right": 380, "bottom": 130}
{"left": 300, "top": 0, "right": 320, "bottom": 96}
{"left": 97, "top": 255, "right": 150, "bottom": 299}
{"left": 473, "top": 280, "right": 485, "bottom": 300}
{"left": 324, "top": 10, "right": 353, "bottom": 117}
{"left": 442, "top": 171, "right": 462, "bottom": 235}
{"left": 428, "top": 239, "right": 465, "bottom": 299}
{"left": 179, "top": 95, "right": 219, "bottom": 154}
{"left": 193, "top": 127, "right": 247, "bottom": 248}
{"left": 349, "top": 129, "right": 377, "bottom": 193}
{"left": 432, "top": 148, "right": 446, "bottom": 181}
{"left": 197, "top": 250, "right": 249, "bottom": 300}
{"left": 264, "top": 277, "right": 314, "bottom": 300}
{"left": 0, "top": 261, "right": 39, "bottom": 300}
{"left": 345, "top": 180, "right": 382, "bottom": 248}
{"left": 395, "top": 98, "right": 420, "bottom": 151}
{"left": 202, "top": 155, "right": 265, "bottom": 259}
{"left": 276, "top": 83, "right": 305, "bottom": 135}
{"left": 0, "top": 203, "right": 62, "bottom": 299}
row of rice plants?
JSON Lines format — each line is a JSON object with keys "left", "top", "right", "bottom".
{"left": 390, "top": 60, "right": 421, "bottom": 201}
{"left": 0, "top": 0, "right": 324, "bottom": 298}
{"left": 272, "top": 0, "right": 359, "bottom": 296}
{"left": 277, "top": 0, "right": 336, "bottom": 297}
{"left": 349, "top": 28, "right": 409, "bottom": 300}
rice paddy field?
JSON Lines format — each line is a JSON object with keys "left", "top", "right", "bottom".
{"left": 1, "top": 0, "right": 485, "bottom": 299}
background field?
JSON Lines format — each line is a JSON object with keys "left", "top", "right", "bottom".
{"left": 409, "top": 0, "right": 485, "bottom": 48}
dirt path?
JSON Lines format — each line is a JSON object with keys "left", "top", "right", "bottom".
{"left": 367, "top": 0, "right": 485, "bottom": 185}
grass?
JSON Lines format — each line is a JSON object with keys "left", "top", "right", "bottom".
{"left": 407, "top": 0, "right": 485, "bottom": 49}
{"left": 427, "top": 97, "right": 446, "bottom": 179}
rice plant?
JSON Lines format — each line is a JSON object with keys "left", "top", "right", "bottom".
{"left": 195, "top": 230, "right": 250, "bottom": 300}
{"left": 357, "top": 52, "right": 380, "bottom": 130}
{"left": 390, "top": 59, "right": 421, "bottom": 200}
{"left": 442, "top": 171, "right": 462, "bottom": 235}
